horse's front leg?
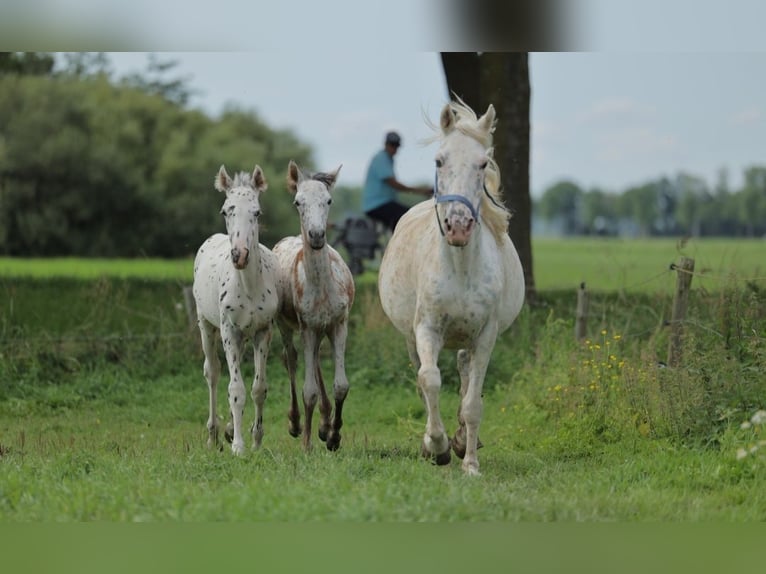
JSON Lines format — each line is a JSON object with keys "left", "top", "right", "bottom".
{"left": 459, "top": 321, "right": 498, "bottom": 476}
{"left": 414, "top": 324, "right": 450, "bottom": 465}
{"left": 300, "top": 329, "right": 323, "bottom": 451}
{"left": 221, "top": 324, "right": 247, "bottom": 455}
{"left": 325, "top": 319, "right": 350, "bottom": 451}
{"left": 250, "top": 327, "right": 272, "bottom": 449}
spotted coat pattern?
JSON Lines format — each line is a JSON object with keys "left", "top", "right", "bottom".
{"left": 192, "top": 164, "right": 279, "bottom": 455}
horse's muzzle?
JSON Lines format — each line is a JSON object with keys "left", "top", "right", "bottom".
{"left": 308, "top": 229, "right": 326, "bottom": 251}
{"left": 231, "top": 247, "right": 250, "bottom": 269}
{"left": 445, "top": 217, "right": 475, "bottom": 247}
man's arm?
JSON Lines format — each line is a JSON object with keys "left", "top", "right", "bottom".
{"left": 383, "top": 177, "right": 432, "bottom": 195}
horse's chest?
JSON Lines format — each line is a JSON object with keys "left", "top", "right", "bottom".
{"left": 221, "top": 290, "right": 278, "bottom": 332}
{"left": 296, "top": 287, "right": 348, "bottom": 328}
{"left": 422, "top": 272, "right": 500, "bottom": 339}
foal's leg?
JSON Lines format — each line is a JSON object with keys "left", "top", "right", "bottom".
{"left": 221, "top": 324, "right": 247, "bottom": 455}
{"left": 278, "top": 321, "right": 301, "bottom": 438}
{"left": 199, "top": 319, "right": 221, "bottom": 448}
{"left": 325, "top": 319, "right": 350, "bottom": 451}
{"left": 414, "top": 324, "right": 450, "bottom": 465}
{"left": 300, "top": 329, "right": 322, "bottom": 451}
{"left": 250, "top": 327, "right": 271, "bottom": 449}
{"left": 459, "top": 321, "right": 498, "bottom": 476}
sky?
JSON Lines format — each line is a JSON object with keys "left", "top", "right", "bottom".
{"left": 5, "top": 1, "right": 766, "bottom": 196}
{"left": 105, "top": 51, "right": 766, "bottom": 196}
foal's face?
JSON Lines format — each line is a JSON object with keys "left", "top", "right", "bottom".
{"left": 294, "top": 180, "right": 332, "bottom": 250}
{"left": 435, "top": 134, "right": 489, "bottom": 247}
{"left": 221, "top": 188, "right": 262, "bottom": 269}
{"left": 286, "top": 160, "right": 341, "bottom": 251}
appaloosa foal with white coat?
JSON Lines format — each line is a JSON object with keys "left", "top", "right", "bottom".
{"left": 273, "top": 161, "right": 355, "bottom": 452}
{"left": 193, "top": 164, "right": 279, "bottom": 455}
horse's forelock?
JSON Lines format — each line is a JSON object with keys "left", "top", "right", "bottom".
{"left": 232, "top": 171, "right": 258, "bottom": 191}
{"left": 310, "top": 172, "right": 336, "bottom": 190}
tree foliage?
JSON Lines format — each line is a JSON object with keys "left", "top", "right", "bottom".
{"left": 0, "top": 55, "right": 314, "bottom": 257}
{"left": 537, "top": 170, "right": 766, "bottom": 238}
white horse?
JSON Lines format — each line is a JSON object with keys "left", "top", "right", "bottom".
{"left": 378, "top": 99, "right": 525, "bottom": 475}
{"left": 192, "top": 164, "right": 279, "bottom": 455}
{"left": 273, "top": 161, "right": 355, "bottom": 452}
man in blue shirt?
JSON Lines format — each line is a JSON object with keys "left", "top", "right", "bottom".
{"left": 362, "top": 131, "right": 433, "bottom": 231}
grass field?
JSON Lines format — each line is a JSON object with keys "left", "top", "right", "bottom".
{"left": 2, "top": 237, "right": 764, "bottom": 292}
{"left": 1, "top": 238, "right": 765, "bottom": 522}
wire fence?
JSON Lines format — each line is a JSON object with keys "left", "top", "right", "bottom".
{"left": 1, "top": 257, "right": 764, "bottom": 352}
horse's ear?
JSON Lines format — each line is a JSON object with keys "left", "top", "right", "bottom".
{"left": 286, "top": 160, "right": 304, "bottom": 194}
{"left": 478, "top": 104, "right": 496, "bottom": 134}
{"left": 252, "top": 165, "right": 268, "bottom": 192}
{"left": 215, "top": 165, "right": 231, "bottom": 193}
{"left": 440, "top": 103, "right": 456, "bottom": 134}
{"left": 325, "top": 164, "right": 342, "bottom": 190}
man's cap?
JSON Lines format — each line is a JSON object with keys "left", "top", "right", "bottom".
{"left": 385, "top": 131, "right": 402, "bottom": 147}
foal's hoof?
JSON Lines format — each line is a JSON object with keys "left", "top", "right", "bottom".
{"left": 325, "top": 432, "right": 341, "bottom": 452}
{"left": 421, "top": 443, "right": 451, "bottom": 466}
{"left": 288, "top": 424, "right": 301, "bottom": 438}
{"left": 224, "top": 421, "right": 234, "bottom": 444}
{"left": 318, "top": 425, "right": 329, "bottom": 443}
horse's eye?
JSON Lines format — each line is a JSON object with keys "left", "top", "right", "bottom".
{"left": 479, "top": 160, "right": 488, "bottom": 170}
{"left": 435, "top": 158, "right": 443, "bottom": 168}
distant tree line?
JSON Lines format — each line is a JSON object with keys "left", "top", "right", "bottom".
{"left": 0, "top": 52, "right": 362, "bottom": 258}
{"left": 535, "top": 168, "right": 766, "bottom": 238}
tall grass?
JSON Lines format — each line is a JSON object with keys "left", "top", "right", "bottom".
{"left": 1, "top": 240, "right": 766, "bottom": 521}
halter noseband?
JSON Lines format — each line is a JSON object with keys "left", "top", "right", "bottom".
{"left": 433, "top": 170, "right": 504, "bottom": 237}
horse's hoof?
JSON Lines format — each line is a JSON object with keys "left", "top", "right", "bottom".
{"left": 451, "top": 433, "right": 483, "bottom": 459}
{"left": 325, "top": 432, "right": 341, "bottom": 451}
{"left": 318, "top": 426, "right": 329, "bottom": 443}
{"left": 450, "top": 436, "right": 466, "bottom": 459}
{"left": 421, "top": 442, "right": 451, "bottom": 466}
{"left": 288, "top": 423, "right": 301, "bottom": 438}
{"left": 434, "top": 449, "right": 451, "bottom": 465}
{"left": 224, "top": 422, "right": 234, "bottom": 444}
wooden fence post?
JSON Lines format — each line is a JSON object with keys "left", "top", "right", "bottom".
{"left": 575, "top": 282, "right": 589, "bottom": 342}
{"left": 667, "top": 257, "right": 695, "bottom": 367}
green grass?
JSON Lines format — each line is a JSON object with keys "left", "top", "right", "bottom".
{"left": 3, "top": 237, "right": 766, "bottom": 293}
{"left": 0, "top": 256, "right": 194, "bottom": 281}
{"left": 1, "top": 239, "right": 765, "bottom": 521}
{"left": 532, "top": 237, "right": 766, "bottom": 292}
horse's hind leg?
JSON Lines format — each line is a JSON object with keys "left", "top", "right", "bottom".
{"left": 250, "top": 327, "right": 271, "bottom": 449}
{"left": 451, "top": 349, "right": 483, "bottom": 459}
{"left": 199, "top": 318, "right": 221, "bottom": 448}
{"left": 278, "top": 321, "right": 301, "bottom": 438}
{"left": 326, "top": 320, "right": 350, "bottom": 451}
{"left": 459, "top": 323, "right": 498, "bottom": 476}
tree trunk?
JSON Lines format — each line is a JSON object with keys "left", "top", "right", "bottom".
{"left": 440, "top": 52, "right": 536, "bottom": 301}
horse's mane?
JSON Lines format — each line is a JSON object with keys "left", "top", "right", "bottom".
{"left": 426, "top": 98, "right": 511, "bottom": 244}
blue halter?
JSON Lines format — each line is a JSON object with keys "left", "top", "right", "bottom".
{"left": 433, "top": 171, "right": 480, "bottom": 237}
